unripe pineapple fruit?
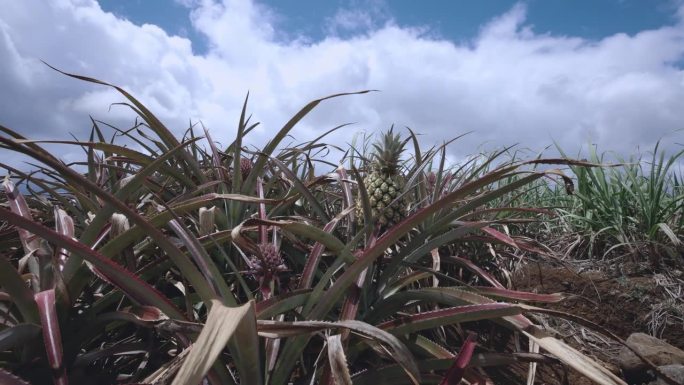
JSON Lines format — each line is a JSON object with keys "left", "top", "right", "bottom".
{"left": 357, "top": 128, "right": 409, "bottom": 227}
{"left": 249, "top": 243, "right": 285, "bottom": 274}
{"left": 239, "top": 157, "right": 253, "bottom": 181}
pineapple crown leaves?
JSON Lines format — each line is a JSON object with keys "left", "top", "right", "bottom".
{"left": 370, "top": 127, "right": 410, "bottom": 175}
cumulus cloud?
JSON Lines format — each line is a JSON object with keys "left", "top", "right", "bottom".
{"left": 1, "top": 0, "right": 684, "bottom": 171}
{"left": 324, "top": 0, "right": 391, "bottom": 37}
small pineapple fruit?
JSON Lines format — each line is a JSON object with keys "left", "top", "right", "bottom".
{"left": 226, "top": 156, "right": 253, "bottom": 184}
{"left": 239, "top": 157, "right": 253, "bottom": 181}
{"left": 425, "top": 171, "right": 453, "bottom": 198}
{"left": 248, "top": 242, "right": 287, "bottom": 298}
{"left": 248, "top": 243, "right": 286, "bottom": 276}
{"left": 357, "top": 128, "right": 409, "bottom": 227}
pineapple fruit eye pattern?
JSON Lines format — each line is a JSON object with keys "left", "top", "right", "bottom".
{"left": 357, "top": 128, "right": 410, "bottom": 228}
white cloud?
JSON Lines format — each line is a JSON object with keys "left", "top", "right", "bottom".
{"left": 324, "top": 0, "right": 391, "bottom": 36}
{"left": 1, "top": 0, "right": 684, "bottom": 172}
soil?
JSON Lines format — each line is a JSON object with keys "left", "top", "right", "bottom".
{"left": 509, "top": 261, "right": 684, "bottom": 385}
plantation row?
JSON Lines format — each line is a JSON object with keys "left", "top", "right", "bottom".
{"left": 0, "top": 71, "right": 681, "bottom": 385}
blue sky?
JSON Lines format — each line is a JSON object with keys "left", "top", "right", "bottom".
{"left": 98, "top": 0, "right": 680, "bottom": 54}
{"left": 2, "top": 0, "right": 684, "bottom": 168}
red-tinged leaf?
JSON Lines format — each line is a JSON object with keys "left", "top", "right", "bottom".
{"left": 298, "top": 207, "right": 352, "bottom": 290}
{"left": 339, "top": 238, "right": 378, "bottom": 341}
{"left": 13, "top": 139, "right": 196, "bottom": 189}
{"left": 364, "top": 286, "right": 537, "bottom": 335}
{"left": 94, "top": 306, "right": 169, "bottom": 329}
{"left": 54, "top": 207, "right": 74, "bottom": 267}
{"left": 463, "top": 234, "right": 552, "bottom": 256}
{"left": 440, "top": 332, "right": 477, "bottom": 385}
{"left": 305, "top": 168, "right": 547, "bottom": 326}
{"left": 241, "top": 89, "right": 375, "bottom": 193}
{"left": 166, "top": 219, "right": 235, "bottom": 305}
{"left": 257, "top": 319, "right": 420, "bottom": 384}
{"left": 441, "top": 256, "right": 505, "bottom": 289}
{"left": 366, "top": 287, "right": 508, "bottom": 324}
{"left": 268, "top": 156, "right": 330, "bottom": 223}
{"left": 42, "top": 64, "right": 206, "bottom": 182}
{"left": 203, "top": 127, "right": 230, "bottom": 183}
{"left": 336, "top": 166, "right": 354, "bottom": 210}
{"left": 236, "top": 218, "right": 355, "bottom": 263}
{"left": 0, "top": 208, "right": 185, "bottom": 320}
{"left": 99, "top": 194, "right": 263, "bottom": 264}
{"left": 376, "top": 303, "right": 523, "bottom": 335}
{"left": 255, "top": 289, "right": 312, "bottom": 319}
{"left": 2, "top": 178, "right": 40, "bottom": 254}
{"left": 35, "top": 289, "right": 68, "bottom": 385}
{"left": 350, "top": 354, "right": 557, "bottom": 385}
{"left": 383, "top": 271, "right": 433, "bottom": 297}
{"left": 481, "top": 226, "right": 518, "bottom": 248}
{"left": 1, "top": 134, "right": 216, "bottom": 310}
{"left": 338, "top": 261, "right": 369, "bottom": 338}
{"left": 460, "top": 206, "right": 555, "bottom": 219}
{"left": 50, "top": 208, "right": 74, "bottom": 306}
{"left": 125, "top": 305, "right": 169, "bottom": 322}
{"left": 470, "top": 286, "right": 564, "bottom": 303}
{"left": 0, "top": 368, "right": 31, "bottom": 385}
{"left": 257, "top": 177, "right": 267, "bottom": 243}
{"left": 513, "top": 238, "right": 551, "bottom": 256}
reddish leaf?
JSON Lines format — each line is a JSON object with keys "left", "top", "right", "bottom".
{"left": 0, "top": 208, "right": 184, "bottom": 320}
{"left": 441, "top": 256, "right": 505, "bottom": 289}
{"left": 95, "top": 306, "right": 169, "bottom": 328}
{"left": 471, "top": 286, "right": 564, "bottom": 303}
{"left": 460, "top": 206, "right": 555, "bottom": 219}
{"left": 53, "top": 208, "right": 74, "bottom": 267}
{"left": 203, "top": 127, "right": 230, "bottom": 183}
{"left": 35, "top": 289, "right": 68, "bottom": 385}
{"left": 377, "top": 303, "right": 523, "bottom": 335}
{"left": 2, "top": 178, "right": 40, "bottom": 254}
{"left": 440, "top": 332, "right": 477, "bottom": 385}
{"left": 255, "top": 289, "right": 312, "bottom": 319}
{"left": 0, "top": 368, "right": 31, "bottom": 385}
{"left": 298, "top": 208, "right": 350, "bottom": 290}
{"left": 481, "top": 226, "right": 518, "bottom": 248}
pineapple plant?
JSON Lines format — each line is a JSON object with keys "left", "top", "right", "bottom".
{"left": 0, "top": 69, "right": 643, "bottom": 385}
{"left": 357, "top": 128, "right": 410, "bottom": 227}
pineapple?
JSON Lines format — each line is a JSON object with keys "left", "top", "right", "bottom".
{"left": 248, "top": 242, "right": 287, "bottom": 298}
{"left": 238, "top": 157, "right": 253, "bottom": 181}
{"left": 357, "top": 128, "right": 409, "bottom": 227}
{"left": 225, "top": 156, "right": 253, "bottom": 185}
{"left": 248, "top": 243, "right": 286, "bottom": 275}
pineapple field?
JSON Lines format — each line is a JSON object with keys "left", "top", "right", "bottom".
{"left": 1, "top": 71, "right": 683, "bottom": 385}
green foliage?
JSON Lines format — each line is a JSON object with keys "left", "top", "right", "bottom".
{"left": 552, "top": 142, "right": 684, "bottom": 265}
{"left": 0, "top": 70, "right": 667, "bottom": 385}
